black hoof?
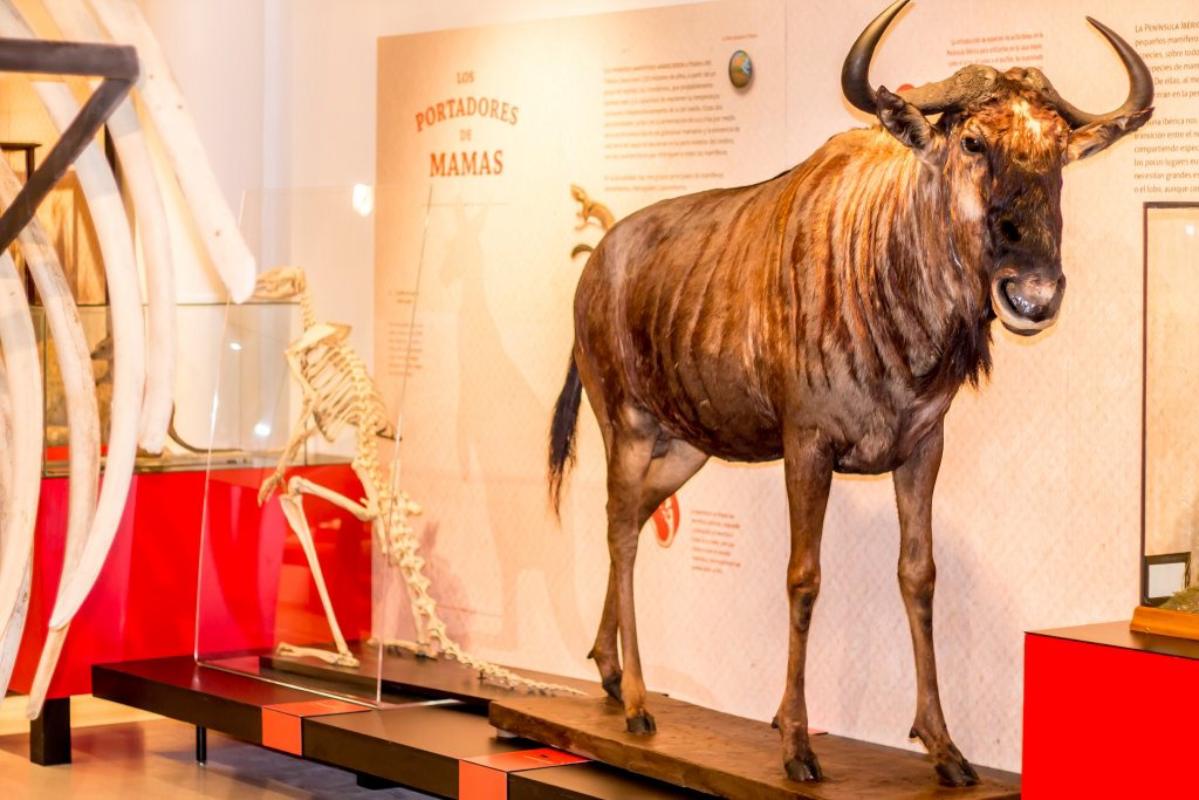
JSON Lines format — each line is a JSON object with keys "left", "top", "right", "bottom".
{"left": 626, "top": 710, "right": 656, "bottom": 735}
{"left": 934, "top": 753, "right": 980, "bottom": 788}
{"left": 601, "top": 672, "right": 624, "bottom": 703}
{"left": 784, "top": 752, "right": 823, "bottom": 783}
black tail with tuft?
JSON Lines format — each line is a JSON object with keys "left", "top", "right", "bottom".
{"left": 548, "top": 355, "right": 583, "bottom": 516}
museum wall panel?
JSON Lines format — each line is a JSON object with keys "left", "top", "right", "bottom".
{"left": 358, "top": 0, "right": 1199, "bottom": 774}
{"left": 130, "top": 0, "right": 1199, "bottom": 776}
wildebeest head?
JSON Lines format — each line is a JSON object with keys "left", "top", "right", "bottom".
{"left": 842, "top": 0, "right": 1153, "bottom": 336}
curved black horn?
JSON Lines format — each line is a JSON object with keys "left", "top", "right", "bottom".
{"left": 842, "top": 0, "right": 998, "bottom": 115}
{"left": 841, "top": 0, "right": 910, "bottom": 114}
{"left": 1034, "top": 17, "right": 1153, "bottom": 128}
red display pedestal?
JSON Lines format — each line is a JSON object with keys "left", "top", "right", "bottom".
{"left": 1024, "top": 621, "right": 1198, "bottom": 798}
{"left": 8, "top": 461, "right": 369, "bottom": 762}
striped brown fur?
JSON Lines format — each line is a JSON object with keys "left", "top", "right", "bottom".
{"left": 547, "top": 2, "right": 1152, "bottom": 787}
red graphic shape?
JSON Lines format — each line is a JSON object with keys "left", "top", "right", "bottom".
{"left": 651, "top": 494, "right": 681, "bottom": 548}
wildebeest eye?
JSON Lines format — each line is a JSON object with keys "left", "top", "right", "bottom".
{"left": 961, "top": 135, "right": 985, "bottom": 155}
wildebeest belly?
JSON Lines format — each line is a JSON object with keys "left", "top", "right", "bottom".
{"left": 631, "top": 343, "right": 784, "bottom": 462}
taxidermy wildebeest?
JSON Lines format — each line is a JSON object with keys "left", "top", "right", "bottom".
{"left": 548, "top": 0, "right": 1152, "bottom": 787}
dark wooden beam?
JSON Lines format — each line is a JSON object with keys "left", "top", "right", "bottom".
{"left": 0, "top": 38, "right": 138, "bottom": 251}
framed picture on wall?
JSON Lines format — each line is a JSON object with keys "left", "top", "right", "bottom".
{"left": 1137, "top": 202, "right": 1199, "bottom": 633}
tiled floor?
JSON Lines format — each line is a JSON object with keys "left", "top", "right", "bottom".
{"left": 0, "top": 694, "right": 428, "bottom": 798}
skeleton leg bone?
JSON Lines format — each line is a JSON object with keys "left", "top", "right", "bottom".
{"left": 275, "top": 478, "right": 363, "bottom": 668}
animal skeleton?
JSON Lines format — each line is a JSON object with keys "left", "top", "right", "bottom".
{"left": 0, "top": 0, "right": 255, "bottom": 720}
{"left": 254, "top": 267, "right": 579, "bottom": 696}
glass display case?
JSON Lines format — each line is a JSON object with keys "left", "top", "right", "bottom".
{"left": 1142, "top": 202, "right": 1199, "bottom": 610}
{"left": 34, "top": 301, "right": 309, "bottom": 476}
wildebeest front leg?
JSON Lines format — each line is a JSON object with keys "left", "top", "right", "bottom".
{"left": 893, "top": 423, "right": 979, "bottom": 787}
{"left": 777, "top": 426, "right": 833, "bottom": 782}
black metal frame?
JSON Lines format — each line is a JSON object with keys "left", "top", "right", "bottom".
{"left": 1143, "top": 552, "right": 1191, "bottom": 605}
{"left": 1140, "top": 201, "right": 1199, "bottom": 606}
{"left": 0, "top": 38, "right": 138, "bottom": 252}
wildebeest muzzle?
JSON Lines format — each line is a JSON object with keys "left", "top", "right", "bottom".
{"left": 990, "top": 263, "right": 1065, "bottom": 336}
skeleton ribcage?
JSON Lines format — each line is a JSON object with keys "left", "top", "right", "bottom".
{"left": 298, "top": 342, "right": 394, "bottom": 443}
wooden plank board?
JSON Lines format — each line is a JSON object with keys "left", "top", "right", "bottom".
{"left": 490, "top": 694, "right": 1020, "bottom": 800}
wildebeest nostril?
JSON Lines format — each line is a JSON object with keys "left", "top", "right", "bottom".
{"left": 998, "top": 218, "right": 1021, "bottom": 244}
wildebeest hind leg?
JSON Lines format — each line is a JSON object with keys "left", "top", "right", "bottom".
{"left": 605, "top": 408, "right": 709, "bottom": 734}
{"left": 588, "top": 565, "right": 623, "bottom": 702}
{"left": 590, "top": 437, "right": 707, "bottom": 706}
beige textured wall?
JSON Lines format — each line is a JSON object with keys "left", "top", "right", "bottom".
{"left": 136, "top": 0, "right": 1198, "bottom": 776}
{"left": 368, "top": 0, "right": 1198, "bottom": 776}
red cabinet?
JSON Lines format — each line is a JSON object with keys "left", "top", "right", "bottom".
{"left": 10, "top": 462, "right": 371, "bottom": 699}
{"left": 1023, "top": 622, "right": 1197, "bottom": 798}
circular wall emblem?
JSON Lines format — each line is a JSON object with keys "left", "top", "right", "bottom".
{"left": 728, "top": 50, "right": 753, "bottom": 89}
{"left": 651, "top": 494, "right": 681, "bottom": 548}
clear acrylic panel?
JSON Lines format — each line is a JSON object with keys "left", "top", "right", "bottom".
{"left": 194, "top": 186, "right": 435, "bottom": 705}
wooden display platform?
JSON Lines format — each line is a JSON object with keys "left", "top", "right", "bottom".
{"left": 1129, "top": 605, "right": 1199, "bottom": 641}
{"left": 261, "top": 642, "right": 601, "bottom": 705}
{"left": 491, "top": 694, "right": 1020, "bottom": 800}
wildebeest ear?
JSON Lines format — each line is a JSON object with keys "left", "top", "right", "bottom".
{"left": 1067, "top": 107, "right": 1153, "bottom": 162}
{"left": 875, "top": 85, "right": 940, "bottom": 160}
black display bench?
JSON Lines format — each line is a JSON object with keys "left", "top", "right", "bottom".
{"left": 91, "top": 656, "right": 699, "bottom": 799}
{"left": 93, "top": 655, "right": 1021, "bottom": 799}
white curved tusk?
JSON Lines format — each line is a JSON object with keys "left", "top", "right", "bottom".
{"left": 40, "top": 0, "right": 175, "bottom": 454}
{"left": 0, "top": 252, "right": 45, "bottom": 697}
{"left": 0, "top": 564, "right": 31, "bottom": 698}
{"left": 86, "top": 0, "right": 257, "bottom": 303}
{"left": 0, "top": 3, "right": 145, "bottom": 713}
{"left": 0, "top": 365, "right": 26, "bottom": 697}
{"left": 0, "top": 160, "right": 102, "bottom": 717}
